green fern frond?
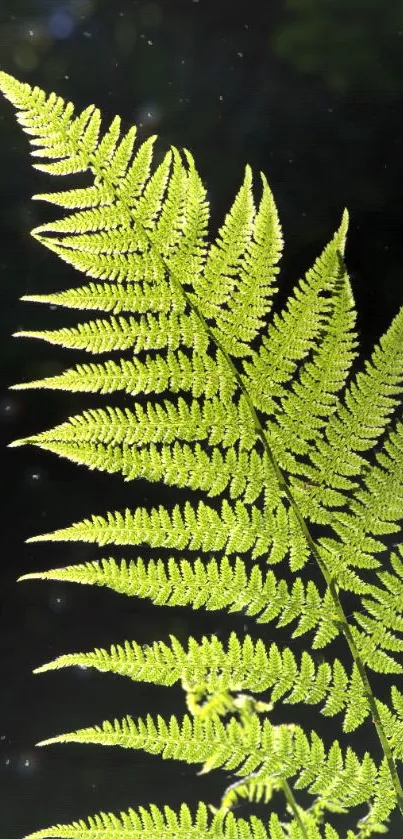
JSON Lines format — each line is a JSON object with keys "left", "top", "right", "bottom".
{"left": 23, "top": 805, "right": 357, "bottom": 839}
{"left": 189, "top": 166, "right": 283, "bottom": 357}
{"left": 11, "top": 437, "right": 269, "bottom": 501}
{"left": 34, "top": 711, "right": 392, "bottom": 822}
{"left": 269, "top": 272, "right": 358, "bottom": 516}
{"left": 2, "top": 70, "right": 403, "bottom": 838}
{"left": 241, "top": 210, "right": 349, "bottom": 417}
{"left": 315, "top": 416, "right": 403, "bottom": 586}
{"left": 25, "top": 499, "right": 286, "bottom": 561}
{"left": 12, "top": 395, "right": 258, "bottom": 449}
{"left": 18, "top": 555, "right": 340, "bottom": 644}
{"left": 10, "top": 347, "right": 239, "bottom": 400}
{"left": 359, "top": 545, "right": 403, "bottom": 633}
{"left": 307, "top": 306, "right": 403, "bottom": 498}
{"left": 15, "top": 803, "right": 381, "bottom": 839}
{"left": 19, "top": 802, "right": 267, "bottom": 839}
{"left": 20, "top": 277, "right": 175, "bottom": 314}
{"left": 14, "top": 310, "right": 210, "bottom": 355}
{"left": 31, "top": 632, "right": 371, "bottom": 731}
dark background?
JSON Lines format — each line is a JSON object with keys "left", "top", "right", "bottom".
{"left": 0, "top": 0, "right": 402, "bottom": 837}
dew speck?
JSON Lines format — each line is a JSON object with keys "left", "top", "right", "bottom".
{"left": 0, "top": 395, "right": 21, "bottom": 421}
{"left": 16, "top": 751, "right": 38, "bottom": 775}
{"left": 48, "top": 591, "right": 70, "bottom": 613}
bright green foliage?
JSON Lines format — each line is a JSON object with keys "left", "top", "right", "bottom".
{"left": 1, "top": 71, "right": 403, "bottom": 839}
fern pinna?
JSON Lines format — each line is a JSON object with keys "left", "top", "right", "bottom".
{"left": 1, "top": 70, "right": 403, "bottom": 839}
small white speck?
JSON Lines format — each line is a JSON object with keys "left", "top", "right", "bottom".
{"left": 29, "top": 29, "right": 34, "bottom": 37}
{"left": 219, "top": 94, "right": 223, "bottom": 100}
{"left": 237, "top": 51, "right": 243, "bottom": 58}
{"left": 147, "top": 39, "right": 153, "bottom": 45}
{"left": 83, "top": 31, "right": 92, "bottom": 38}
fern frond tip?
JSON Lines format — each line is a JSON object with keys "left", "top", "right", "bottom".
{"left": 25, "top": 533, "right": 55, "bottom": 544}
{"left": 19, "top": 295, "right": 44, "bottom": 302}
{"left": 8, "top": 436, "right": 30, "bottom": 448}
{"left": 341, "top": 206, "right": 349, "bottom": 227}
{"left": 335, "top": 207, "right": 349, "bottom": 252}
{"left": 35, "top": 735, "right": 64, "bottom": 747}
{"left": 9, "top": 379, "right": 50, "bottom": 391}
{"left": 13, "top": 330, "right": 43, "bottom": 341}
{"left": 17, "top": 572, "right": 47, "bottom": 582}
{"left": 32, "top": 660, "right": 60, "bottom": 675}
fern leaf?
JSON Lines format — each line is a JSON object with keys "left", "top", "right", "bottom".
{"left": 20, "top": 277, "right": 176, "bottom": 314}
{"left": 308, "top": 306, "right": 403, "bottom": 496}
{"left": 25, "top": 499, "right": 286, "bottom": 561}
{"left": 19, "top": 807, "right": 352, "bottom": 839}
{"left": 10, "top": 347, "right": 238, "bottom": 400}
{"left": 14, "top": 310, "right": 210, "bottom": 355}
{"left": 358, "top": 546, "right": 403, "bottom": 646}
{"left": 34, "top": 711, "right": 390, "bottom": 823}
{"left": 18, "top": 556, "right": 340, "bottom": 646}
{"left": 12, "top": 437, "right": 268, "bottom": 502}
{"left": 242, "top": 211, "right": 348, "bottom": 416}
{"left": 11, "top": 396, "right": 257, "bottom": 450}
{"left": 2, "top": 71, "right": 403, "bottom": 838}
{"left": 270, "top": 271, "right": 358, "bottom": 521}
{"left": 190, "top": 167, "right": 282, "bottom": 356}
{"left": 19, "top": 802, "right": 261, "bottom": 839}
{"left": 31, "top": 632, "right": 369, "bottom": 731}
